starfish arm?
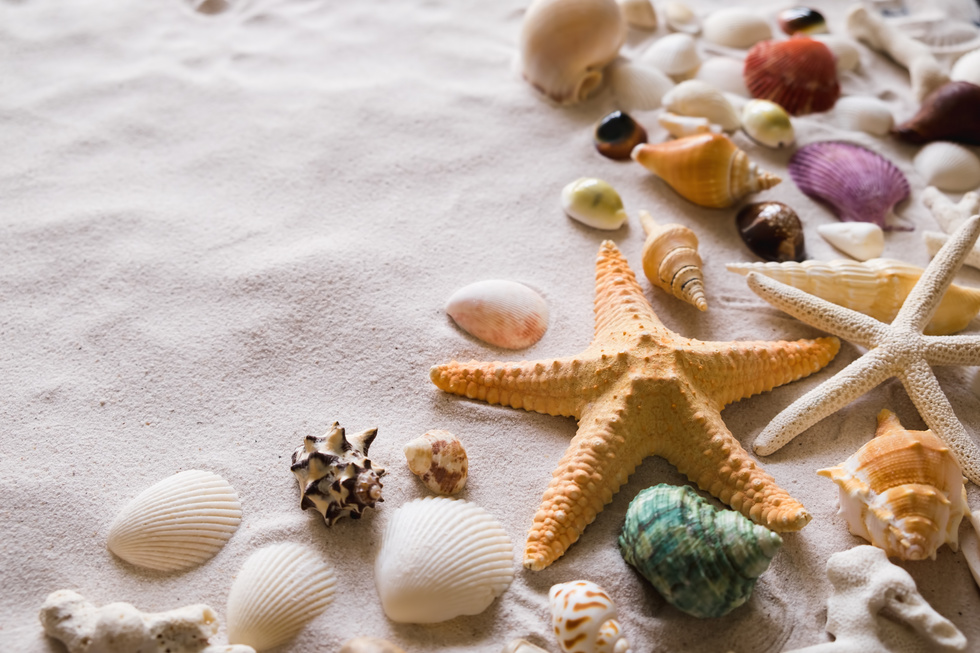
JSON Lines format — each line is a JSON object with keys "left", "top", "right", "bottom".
{"left": 753, "top": 348, "right": 898, "bottom": 455}
{"left": 899, "top": 358, "right": 980, "bottom": 485}
{"left": 922, "top": 335, "right": 980, "bottom": 366}
{"left": 592, "top": 240, "right": 666, "bottom": 341}
{"left": 745, "top": 272, "right": 886, "bottom": 347}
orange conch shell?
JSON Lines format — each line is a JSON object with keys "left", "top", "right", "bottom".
{"left": 818, "top": 409, "right": 970, "bottom": 561}
{"left": 639, "top": 210, "right": 707, "bottom": 311}
{"left": 631, "top": 133, "right": 781, "bottom": 208}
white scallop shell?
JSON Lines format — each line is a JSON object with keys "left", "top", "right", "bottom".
{"left": 914, "top": 142, "right": 980, "bottom": 192}
{"left": 106, "top": 470, "right": 242, "bottom": 572}
{"left": 657, "top": 112, "right": 721, "bottom": 138}
{"left": 617, "top": 0, "right": 657, "bottom": 30}
{"left": 951, "top": 48, "right": 980, "bottom": 87}
{"left": 606, "top": 59, "right": 674, "bottom": 111}
{"left": 813, "top": 34, "right": 861, "bottom": 72}
{"left": 226, "top": 543, "right": 336, "bottom": 651}
{"left": 702, "top": 8, "right": 772, "bottom": 49}
{"left": 550, "top": 580, "right": 632, "bottom": 653}
{"left": 694, "top": 56, "right": 750, "bottom": 97}
{"left": 374, "top": 496, "right": 514, "bottom": 623}
{"left": 663, "top": 1, "right": 700, "bottom": 35}
{"left": 642, "top": 33, "right": 700, "bottom": 79}
{"left": 833, "top": 96, "right": 894, "bottom": 136}
{"left": 817, "top": 222, "right": 885, "bottom": 261}
{"left": 661, "top": 80, "right": 740, "bottom": 131}
{"left": 446, "top": 280, "right": 549, "bottom": 350}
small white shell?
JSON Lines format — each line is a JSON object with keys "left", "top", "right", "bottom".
{"left": 617, "top": 0, "right": 657, "bottom": 30}
{"left": 661, "top": 80, "right": 740, "bottom": 131}
{"left": 914, "top": 142, "right": 980, "bottom": 192}
{"left": 832, "top": 96, "right": 894, "bottom": 136}
{"left": 446, "top": 280, "right": 549, "bottom": 350}
{"left": 404, "top": 429, "right": 468, "bottom": 495}
{"left": 740, "top": 99, "right": 795, "bottom": 148}
{"left": 694, "top": 56, "right": 751, "bottom": 97}
{"left": 561, "top": 177, "right": 629, "bottom": 231}
{"left": 657, "top": 112, "right": 721, "bottom": 138}
{"left": 107, "top": 470, "right": 242, "bottom": 572}
{"left": 951, "top": 48, "right": 980, "bottom": 86}
{"left": 606, "top": 59, "right": 674, "bottom": 112}
{"left": 549, "top": 580, "right": 632, "bottom": 653}
{"left": 226, "top": 543, "right": 336, "bottom": 651}
{"left": 374, "top": 497, "right": 514, "bottom": 624}
{"left": 642, "top": 33, "right": 700, "bottom": 79}
{"left": 503, "top": 640, "right": 551, "bottom": 653}
{"left": 663, "top": 1, "right": 700, "bottom": 35}
{"left": 813, "top": 34, "right": 861, "bottom": 72}
{"left": 817, "top": 222, "right": 885, "bottom": 261}
{"left": 702, "top": 8, "right": 772, "bottom": 49}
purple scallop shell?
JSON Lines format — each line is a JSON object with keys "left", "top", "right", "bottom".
{"left": 788, "top": 141, "right": 911, "bottom": 231}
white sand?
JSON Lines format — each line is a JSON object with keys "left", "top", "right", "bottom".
{"left": 1, "top": 1, "right": 978, "bottom": 651}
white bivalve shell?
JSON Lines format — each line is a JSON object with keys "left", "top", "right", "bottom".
{"left": 817, "top": 223, "right": 885, "bottom": 261}
{"left": 741, "top": 99, "right": 795, "bottom": 148}
{"left": 951, "top": 48, "right": 980, "bottom": 86}
{"left": 404, "top": 429, "right": 468, "bottom": 495}
{"left": 663, "top": 1, "right": 700, "bottom": 35}
{"left": 446, "top": 279, "right": 549, "bottom": 350}
{"left": 913, "top": 141, "right": 980, "bottom": 192}
{"left": 618, "top": 0, "right": 657, "bottom": 30}
{"left": 107, "top": 469, "right": 242, "bottom": 572}
{"left": 702, "top": 8, "right": 772, "bottom": 49}
{"left": 662, "top": 80, "right": 740, "bottom": 131}
{"left": 606, "top": 59, "right": 674, "bottom": 111}
{"left": 813, "top": 34, "right": 861, "bottom": 72}
{"left": 694, "top": 56, "right": 751, "bottom": 96}
{"left": 374, "top": 496, "right": 514, "bottom": 623}
{"left": 226, "top": 543, "right": 337, "bottom": 651}
{"left": 642, "top": 33, "right": 700, "bottom": 80}
{"left": 833, "top": 96, "right": 894, "bottom": 136}
{"left": 549, "top": 580, "right": 632, "bottom": 653}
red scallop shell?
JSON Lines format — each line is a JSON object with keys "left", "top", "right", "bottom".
{"left": 743, "top": 37, "right": 840, "bottom": 116}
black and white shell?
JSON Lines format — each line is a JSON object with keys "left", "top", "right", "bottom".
{"left": 290, "top": 422, "right": 385, "bottom": 526}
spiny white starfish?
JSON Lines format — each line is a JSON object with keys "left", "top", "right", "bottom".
{"left": 746, "top": 214, "right": 980, "bottom": 485}
{"left": 922, "top": 187, "right": 980, "bottom": 271}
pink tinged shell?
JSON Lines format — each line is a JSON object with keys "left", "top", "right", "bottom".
{"left": 788, "top": 141, "right": 911, "bottom": 231}
{"left": 743, "top": 37, "right": 840, "bottom": 115}
{"left": 446, "top": 280, "right": 549, "bottom": 350}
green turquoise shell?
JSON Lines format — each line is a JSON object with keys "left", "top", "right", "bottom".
{"left": 618, "top": 484, "right": 782, "bottom": 618}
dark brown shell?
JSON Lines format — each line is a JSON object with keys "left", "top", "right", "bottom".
{"left": 744, "top": 38, "right": 840, "bottom": 115}
{"left": 892, "top": 81, "right": 980, "bottom": 146}
{"left": 594, "top": 110, "right": 648, "bottom": 160}
{"left": 736, "top": 202, "right": 807, "bottom": 262}
{"left": 778, "top": 7, "right": 827, "bottom": 36}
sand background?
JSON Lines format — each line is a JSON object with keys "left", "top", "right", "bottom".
{"left": 1, "top": 0, "right": 979, "bottom": 651}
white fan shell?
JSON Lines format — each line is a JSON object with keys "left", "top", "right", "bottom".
{"left": 914, "top": 142, "right": 980, "bottom": 192}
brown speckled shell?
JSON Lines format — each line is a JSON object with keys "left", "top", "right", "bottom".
{"left": 404, "top": 430, "right": 468, "bottom": 495}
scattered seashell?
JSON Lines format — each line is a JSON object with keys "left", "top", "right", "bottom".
{"left": 817, "top": 223, "right": 885, "bottom": 261}
{"left": 661, "top": 80, "right": 741, "bottom": 131}
{"left": 549, "top": 580, "right": 631, "bottom": 653}
{"left": 340, "top": 637, "right": 407, "bottom": 653}
{"left": 519, "top": 0, "right": 626, "bottom": 105}
{"left": 605, "top": 59, "right": 674, "bottom": 112}
{"left": 594, "top": 110, "right": 648, "bottom": 160}
{"left": 832, "top": 96, "right": 894, "bottom": 136}
{"left": 913, "top": 141, "right": 980, "bottom": 192}
{"left": 642, "top": 32, "right": 700, "bottom": 80}
{"left": 662, "top": 1, "right": 700, "bottom": 35}
{"left": 740, "top": 99, "right": 794, "bottom": 148}
{"left": 617, "top": 0, "right": 656, "bottom": 30}
{"left": 657, "top": 112, "right": 721, "bottom": 138}
{"left": 374, "top": 496, "right": 514, "bottom": 623}
{"left": 812, "top": 34, "right": 861, "bottom": 72}
{"left": 404, "top": 429, "right": 468, "bottom": 495}
{"left": 226, "top": 543, "right": 336, "bottom": 651}
{"left": 445, "top": 279, "right": 550, "bottom": 349}
{"left": 291, "top": 422, "right": 385, "bottom": 525}
{"left": 726, "top": 258, "right": 980, "bottom": 335}
{"left": 951, "top": 48, "right": 980, "bottom": 86}
{"left": 503, "top": 640, "right": 551, "bottom": 653}
{"left": 618, "top": 484, "right": 782, "bottom": 619}
{"left": 744, "top": 37, "right": 840, "bottom": 115}
{"left": 893, "top": 14, "right": 980, "bottom": 56}
{"left": 631, "top": 132, "right": 781, "bottom": 208}
{"left": 818, "top": 409, "right": 970, "bottom": 560}
{"left": 106, "top": 469, "right": 242, "bottom": 572}
{"left": 639, "top": 210, "right": 707, "bottom": 310}
{"left": 894, "top": 81, "right": 980, "bottom": 146}
{"left": 561, "top": 177, "right": 629, "bottom": 230}
{"left": 778, "top": 7, "right": 827, "bottom": 36}
{"left": 788, "top": 141, "right": 910, "bottom": 231}
{"left": 703, "top": 8, "right": 772, "bottom": 49}
{"left": 694, "top": 56, "right": 751, "bottom": 96}
{"left": 736, "top": 202, "right": 806, "bottom": 262}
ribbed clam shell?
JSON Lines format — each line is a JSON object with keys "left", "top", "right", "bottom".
{"left": 549, "top": 581, "right": 631, "bottom": 653}
{"left": 951, "top": 48, "right": 980, "bottom": 86}
{"left": 642, "top": 33, "right": 700, "bottom": 78}
{"left": 617, "top": 0, "right": 657, "bottom": 30}
{"left": 106, "top": 470, "right": 242, "bottom": 572}
{"left": 694, "top": 56, "right": 751, "bottom": 97}
{"left": 226, "top": 543, "right": 337, "bottom": 651}
{"left": 663, "top": 1, "right": 700, "bottom": 35}
{"left": 606, "top": 59, "right": 674, "bottom": 112}
{"left": 744, "top": 38, "right": 840, "bottom": 115}
{"left": 703, "top": 8, "right": 772, "bottom": 49}
{"left": 913, "top": 141, "right": 980, "bottom": 192}
{"left": 374, "top": 497, "right": 514, "bottom": 623}
{"left": 832, "top": 96, "right": 894, "bottom": 136}
{"left": 893, "top": 81, "right": 980, "bottom": 146}
{"left": 788, "top": 141, "right": 910, "bottom": 231}
{"left": 812, "top": 34, "right": 861, "bottom": 72}
{"left": 817, "top": 222, "right": 884, "bottom": 261}
{"left": 740, "top": 99, "right": 795, "bottom": 148}
{"left": 662, "top": 80, "right": 741, "bottom": 131}
{"left": 618, "top": 484, "right": 782, "bottom": 619}
{"left": 446, "top": 279, "right": 549, "bottom": 349}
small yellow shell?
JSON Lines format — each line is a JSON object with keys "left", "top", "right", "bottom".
{"left": 640, "top": 210, "right": 706, "bottom": 310}
{"left": 740, "top": 99, "right": 795, "bottom": 149}
{"left": 561, "top": 178, "right": 628, "bottom": 230}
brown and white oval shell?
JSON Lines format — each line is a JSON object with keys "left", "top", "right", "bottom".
{"left": 446, "top": 280, "right": 548, "bottom": 349}
{"left": 404, "top": 430, "right": 468, "bottom": 495}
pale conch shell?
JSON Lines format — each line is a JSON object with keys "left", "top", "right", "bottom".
{"left": 662, "top": 80, "right": 741, "bottom": 132}
{"left": 832, "top": 96, "right": 894, "bottom": 136}
{"left": 404, "top": 429, "right": 468, "bottom": 495}
{"left": 817, "top": 223, "right": 884, "bottom": 261}
{"left": 617, "top": 0, "right": 656, "bottom": 30}
{"left": 631, "top": 133, "right": 781, "bottom": 209}
{"left": 640, "top": 210, "right": 706, "bottom": 311}
{"left": 657, "top": 112, "right": 721, "bottom": 138}
{"left": 951, "top": 48, "right": 980, "bottom": 86}
{"left": 913, "top": 141, "right": 980, "bottom": 192}
{"left": 726, "top": 258, "right": 980, "bottom": 335}
{"left": 642, "top": 32, "right": 700, "bottom": 80}
{"left": 549, "top": 580, "right": 632, "bottom": 653}
{"left": 694, "top": 56, "right": 750, "bottom": 97}
{"left": 702, "top": 8, "right": 772, "bottom": 49}
{"left": 520, "top": 0, "right": 626, "bottom": 105}
{"left": 446, "top": 279, "right": 549, "bottom": 349}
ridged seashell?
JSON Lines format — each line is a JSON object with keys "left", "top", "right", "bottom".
{"left": 817, "top": 223, "right": 885, "bottom": 261}
{"left": 404, "top": 429, "right": 468, "bottom": 495}
{"left": 736, "top": 202, "right": 806, "bottom": 263}
{"left": 817, "top": 409, "right": 970, "bottom": 560}
{"left": 788, "top": 141, "right": 910, "bottom": 231}
{"left": 618, "top": 484, "right": 782, "bottom": 619}
{"left": 951, "top": 48, "right": 980, "bottom": 87}
{"left": 631, "top": 133, "right": 781, "bottom": 208}
{"left": 107, "top": 470, "right": 242, "bottom": 572}
{"left": 725, "top": 258, "right": 980, "bottom": 335}
{"left": 703, "top": 9, "right": 772, "bottom": 49}
{"left": 226, "top": 543, "right": 336, "bottom": 650}
{"left": 813, "top": 34, "right": 860, "bottom": 72}
{"left": 291, "top": 422, "right": 385, "bottom": 526}
{"left": 663, "top": 2, "right": 700, "bottom": 35}
{"left": 519, "top": 0, "right": 626, "bottom": 105}
{"left": 642, "top": 33, "right": 700, "bottom": 80}
{"left": 503, "top": 640, "right": 550, "bottom": 653}
{"left": 605, "top": 60, "right": 674, "bottom": 113}
{"left": 694, "top": 56, "right": 751, "bottom": 97}
{"left": 374, "top": 497, "right": 514, "bottom": 623}
{"left": 617, "top": 0, "right": 656, "bottom": 30}
{"left": 640, "top": 210, "right": 706, "bottom": 311}
{"left": 594, "top": 110, "right": 648, "bottom": 160}
{"left": 913, "top": 141, "right": 980, "bottom": 192}
{"left": 744, "top": 38, "right": 840, "bottom": 115}
{"left": 446, "top": 279, "right": 549, "bottom": 349}
{"left": 561, "top": 178, "right": 628, "bottom": 231}
{"left": 740, "top": 99, "right": 794, "bottom": 148}
{"left": 340, "top": 637, "right": 407, "bottom": 653}
{"left": 894, "top": 15, "right": 980, "bottom": 56}
{"left": 778, "top": 7, "right": 827, "bottom": 36}
{"left": 549, "top": 580, "right": 631, "bottom": 653}
{"left": 832, "top": 96, "right": 894, "bottom": 136}
{"left": 657, "top": 112, "right": 721, "bottom": 139}
{"left": 662, "top": 80, "right": 741, "bottom": 132}
{"left": 893, "top": 81, "right": 980, "bottom": 146}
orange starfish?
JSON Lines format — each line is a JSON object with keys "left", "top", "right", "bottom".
{"left": 431, "top": 241, "right": 840, "bottom": 570}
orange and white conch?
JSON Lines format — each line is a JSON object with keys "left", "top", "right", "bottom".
{"left": 639, "top": 210, "right": 706, "bottom": 311}
{"left": 549, "top": 581, "right": 631, "bottom": 653}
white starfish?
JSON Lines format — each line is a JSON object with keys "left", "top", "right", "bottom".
{"left": 745, "top": 214, "right": 980, "bottom": 485}
{"left": 922, "top": 187, "right": 980, "bottom": 271}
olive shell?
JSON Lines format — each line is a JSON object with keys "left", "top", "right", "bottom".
{"left": 594, "top": 110, "right": 648, "bottom": 160}
{"left": 736, "top": 201, "right": 806, "bottom": 262}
